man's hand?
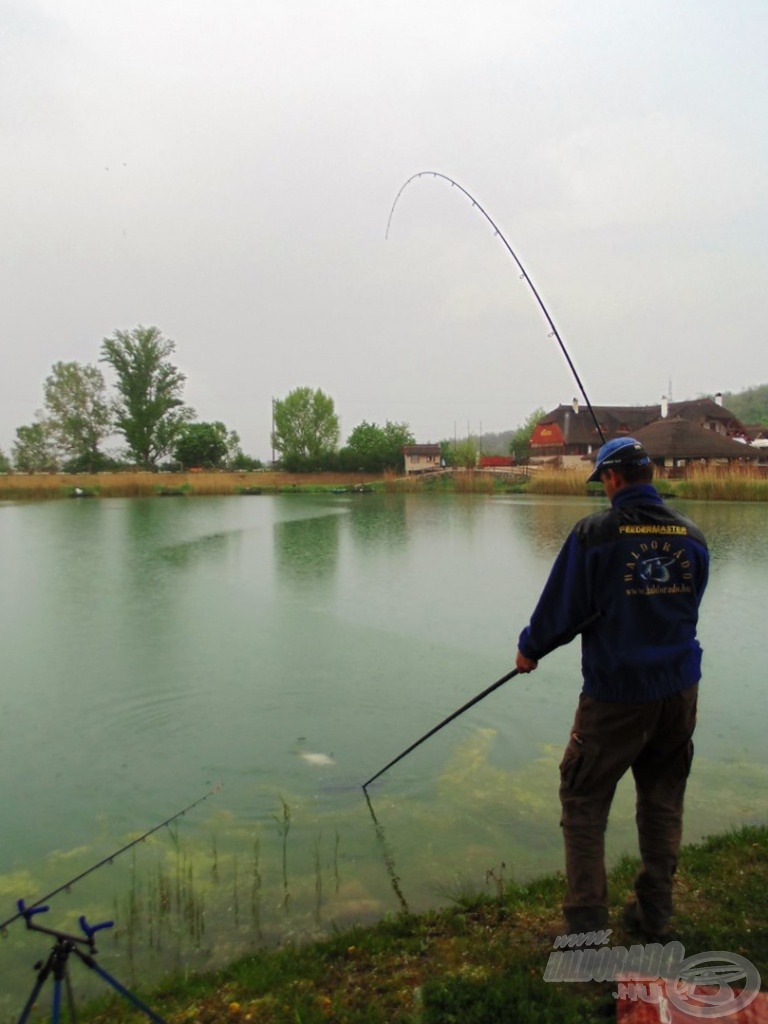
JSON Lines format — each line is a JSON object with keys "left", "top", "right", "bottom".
{"left": 515, "top": 650, "right": 538, "bottom": 673}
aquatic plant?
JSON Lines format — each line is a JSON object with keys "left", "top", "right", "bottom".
{"left": 274, "top": 797, "right": 292, "bottom": 910}
{"left": 74, "top": 824, "right": 768, "bottom": 1024}
{"left": 674, "top": 463, "right": 768, "bottom": 501}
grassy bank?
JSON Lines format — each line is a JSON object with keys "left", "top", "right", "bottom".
{"left": 0, "top": 471, "right": 380, "bottom": 501}
{"left": 2, "top": 466, "right": 768, "bottom": 502}
{"left": 382, "top": 470, "right": 522, "bottom": 494}
{"left": 76, "top": 824, "right": 767, "bottom": 1024}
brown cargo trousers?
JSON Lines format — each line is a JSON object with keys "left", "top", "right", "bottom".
{"left": 559, "top": 684, "right": 698, "bottom": 932}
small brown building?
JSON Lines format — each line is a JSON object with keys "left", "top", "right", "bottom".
{"left": 403, "top": 444, "right": 441, "bottom": 475}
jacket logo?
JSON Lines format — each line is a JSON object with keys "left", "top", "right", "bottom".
{"left": 636, "top": 555, "right": 676, "bottom": 583}
{"left": 624, "top": 541, "right": 692, "bottom": 595}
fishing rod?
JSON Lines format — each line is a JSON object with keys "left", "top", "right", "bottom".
{"left": 1, "top": 785, "right": 221, "bottom": 933}
{"left": 386, "top": 171, "right": 606, "bottom": 446}
{"left": 362, "top": 614, "right": 599, "bottom": 791}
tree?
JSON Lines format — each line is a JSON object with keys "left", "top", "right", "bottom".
{"left": 341, "top": 420, "right": 415, "bottom": 472}
{"left": 271, "top": 387, "right": 340, "bottom": 470}
{"left": 508, "top": 407, "right": 546, "bottom": 462}
{"left": 229, "top": 452, "right": 263, "bottom": 471}
{"left": 0, "top": 448, "right": 10, "bottom": 473}
{"left": 100, "top": 326, "right": 194, "bottom": 468}
{"left": 721, "top": 384, "right": 768, "bottom": 426}
{"left": 439, "top": 436, "right": 477, "bottom": 469}
{"left": 453, "top": 436, "right": 478, "bottom": 469}
{"left": 43, "top": 361, "right": 112, "bottom": 471}
{"left": 13, "top": 420, "right": 58, "bottom": 472}
{"left": 439, "top": 440, "right": 455, "bottom": 467}
{"left": 174, "top": 421, "right": 232, "bottom": 469}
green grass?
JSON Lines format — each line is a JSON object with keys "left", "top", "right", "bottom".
{"left": 74, "top": 824, "right": 767, "bottom": 1024}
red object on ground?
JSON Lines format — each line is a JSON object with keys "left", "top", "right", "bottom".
{"left": 616, "top": 984, "right": 767, "bottom": 1022}
{"left": 478, "top": 455, "right": 513, "bottom": 468}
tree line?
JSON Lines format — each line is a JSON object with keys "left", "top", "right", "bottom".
{"left": 0, "top": 326, "right": 418, "bottom": 475}
{"left": 0, "top": 322, "right": 556, "bottom": 475}
{"left": 270, "top": 391, "right": 545, "bottom": 471}
{"left": 1, "top": 326, "right": 258, "bottom": 474}
{"left": 271, "top": 386, "right": 415, "bottom": 473}
{"left": 4, "top": 330, "right": 766, "bottom": 477}
{"left": 721, "top": 384, "right": 768, "bottom": 427}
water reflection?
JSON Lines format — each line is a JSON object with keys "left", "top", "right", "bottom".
{"left": 274, "top": 512, "right": 341, "bottom": 582}
{"left": 347, "top": 496, "right": 407, "bottom": 548}
{"left": 503, "top": 495, "right": 595, "bottom": 557}
{"left": 157, "top": 530, "right": 233, "bottom": 566}
{"left": 683, "top": 500, "right": 768, "bottom": 564}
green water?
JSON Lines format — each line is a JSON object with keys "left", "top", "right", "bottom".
{"left": 0, "top": 493, "right": 766, "bottom": 1012}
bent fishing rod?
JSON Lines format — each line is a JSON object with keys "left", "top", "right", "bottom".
{"left": 0, "top": 785, "right": 221, "bottom": 933}
{"left": 362, "top": 614, "right": 599, "bottom": 791}
{"left": 386, "top": 171, "right": 606, "bottom": 446}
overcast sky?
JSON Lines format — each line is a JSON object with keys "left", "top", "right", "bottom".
{"left": 2, "top": 0, "right": 767, "bottom": 459}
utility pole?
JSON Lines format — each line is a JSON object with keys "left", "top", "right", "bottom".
{"left": 271, "top": 397, "right": 275, "bottom": 467}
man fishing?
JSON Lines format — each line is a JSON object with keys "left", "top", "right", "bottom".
{"left": 515, "top": 437, "right": 709, "bottom": 941}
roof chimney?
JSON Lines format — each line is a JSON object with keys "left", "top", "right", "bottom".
{"left": 661, "top": 395, "right": 668, "bottom": 419}
{"left": 572, "top": 397, "right": 579, "bottom": 414}
{"left": 715, "top": 392, "right": 723, "bottom": 407}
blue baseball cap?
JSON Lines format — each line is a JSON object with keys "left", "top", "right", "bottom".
{"left": 587, "top": 437, "right": 651, "bottom": 482}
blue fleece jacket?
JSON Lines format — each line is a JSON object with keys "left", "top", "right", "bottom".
{"left": 517, "top": 484, "right": 709, "bottom": 702}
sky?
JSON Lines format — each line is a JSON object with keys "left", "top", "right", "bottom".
{"left": 2, "top": 0, "right": 767, "bottom": 460}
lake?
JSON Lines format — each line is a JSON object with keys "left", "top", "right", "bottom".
{"left": 1, "top": 492, "right": 766, "bottom": 1013}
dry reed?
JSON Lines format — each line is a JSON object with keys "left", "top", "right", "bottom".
{"left": 526, "top": 463, "right": 768, "bottom": 501}
{"left": 673, "top": 463, "right": 768, "bottom": 502}
{"left": 525, "top": 469, "right": 592, "bottom": 496}
{"left": 0, "top": 470, "right": 379, "bottom": 501}
{"left": 4, "top": 464, "right": 765, "bottom": 502}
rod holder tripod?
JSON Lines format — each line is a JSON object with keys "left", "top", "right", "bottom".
{"left": 15, "top": 900, "right": 168, "bottom": 1024}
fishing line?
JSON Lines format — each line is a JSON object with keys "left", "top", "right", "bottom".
{"left": 386, "top": 171, "right": 606, "bottom": 445}
{"left": 1, "top": 785, "right": 222, "bottom": 933}
{"left": 363, "top": 790, "right": 410, "bottom": 914}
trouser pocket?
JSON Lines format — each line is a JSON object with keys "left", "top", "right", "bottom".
{"left": 559, "top": 735, "right": 599, "bottom": 794}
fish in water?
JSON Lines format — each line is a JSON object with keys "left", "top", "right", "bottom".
{"left": 298, "top": 751, "right": 335, "bottom": 766}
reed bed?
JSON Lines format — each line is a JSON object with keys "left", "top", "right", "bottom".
{"left": 4, "top": 465, "right": 765, "bottom": 502}
{"left": 0, "top": 470, "right": 379, "bottom": 501}
{"left": 525, "top": 463, "right": 768, "bottom": 500}
{"left": 452, "top": 470, "right": 497, "bottom": 494}
{"left": 525, "top": 469, "right": 594, "bottom": 496}
{"left": 673, "top": 463, "right": 768, "bottom": 501}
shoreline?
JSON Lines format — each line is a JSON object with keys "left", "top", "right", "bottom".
{"left": 73, "top": 823, "right": 767, "bottom": 1024}
{"left": 2, "top": 466, "right": 768, "bottom": 502}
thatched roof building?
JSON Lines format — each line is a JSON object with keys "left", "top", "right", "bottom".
{"left": 631, "top": 417, "right": 758, "bottom": 466}
{"left": 530, "top": 396, "right": 750, "bottom": 467}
